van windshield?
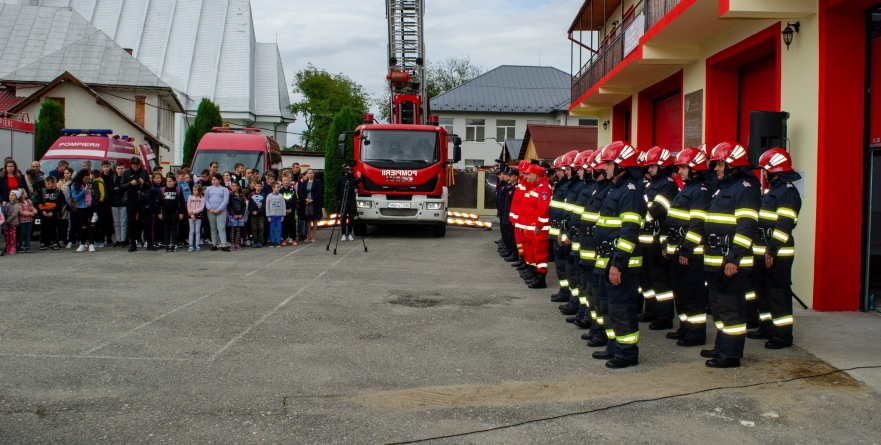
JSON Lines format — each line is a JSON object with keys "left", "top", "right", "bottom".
{"left": 40, "top": 159, "right": 100, "bottom": 174}
{"left": 361, "top": 130, "right": 439, "bottom": 167}
{"left": 192, "top": 150, "right": 264, "bottom": 175}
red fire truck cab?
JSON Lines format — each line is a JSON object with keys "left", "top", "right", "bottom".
{"left": 39, "top": 129, "right": 156, "bottom": 174}
{"left": 191, "top": 127, "right": 281, "bottom": 175}
{"left": 338, "top": 118, "right": 461, "bottom": 237}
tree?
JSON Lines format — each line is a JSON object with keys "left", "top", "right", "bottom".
{"left": 323, "top": 106, "right": 361, "bottom": 214}
{"left": 34, "top": 99, "right": 65, "bottom": 160}
{"left": 183, "top": 98, "right": 223, "bottom": 165}
{"left": 289, "top": 64, "right": 369, "bottom": 152}
{"left": 373, "top": 56, "right": 485, "bottom": 123}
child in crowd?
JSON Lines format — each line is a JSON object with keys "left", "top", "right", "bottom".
{"left": 16, "top": 187, "right": 35, "bottom": 252}
{"left": 177, "top": 171, "right": 192, "bottom": 246}
{"left": 240, "top": 187, "right": 250, "bottom": 246}
{"left": 99, "top": 161, "right": 114, "bottom": 246}
{"left": 265, "top": 182, "right": 285, "bottom": 248}
{"left": 263, "top": 171, "right": 276, "bottom": 193}
{"left": 90, "top": 169, "right": 106, "bottom": 247}
{"left": 280, "top": 173, "right": 298, "bottom": 246}
{"left": 248, "top": 181, "right": 265, "bottom": 248}
{"left": 159, "top": 176, "right": 184, "bottom": 252}
{"left": 4, "top": 190, "right": 21, "bottom": 254}
{"left": 149, "top": 172, "right": 164, "bottom": 246}
{"left": 36, "top": 176, "right": 64, "bottom": 250}
{"left": 70, "top": 169, "right": 95, "bottom": 252}
{"left": 187, "top": 184, "right": 205, "bottom": 251}
{"left": 198, "top": 169, "right": 212, "bottom": 243}
{"left": 58, "top": 167, "right": 73, "bottom": 247}
{"left": 227, "top": 182, "right": 246, "bottom": 251}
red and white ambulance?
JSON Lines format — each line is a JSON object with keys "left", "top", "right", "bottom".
{"left": 38, "top": 129, "right": 157, "bottom": 173}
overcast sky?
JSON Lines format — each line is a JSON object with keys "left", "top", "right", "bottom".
{"left": 249, "top": 0, "right": 583, "bottom": 141}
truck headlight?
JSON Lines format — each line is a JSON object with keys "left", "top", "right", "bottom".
{"left": 425, "top": 202, "right": 443, "bottom": 210}
{"left": 357, "top": 200, "right": 373, "bottom": 209}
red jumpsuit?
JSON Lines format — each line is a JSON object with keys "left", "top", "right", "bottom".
{"left": 508, "top": 177, "right": 529, "bottom": 256}
{"left": 520, "top": 177, "right": 552, "bottom": 273}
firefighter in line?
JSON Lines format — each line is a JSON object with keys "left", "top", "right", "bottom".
{"left": 519, "top": 163, "right": 553, "bottom": 289}
{"left": 563, "top": 150, "right": 596, "bottom": 328}
{"left": 637, "top": 147, "right": 681, "bottom": 331}
{"left": 748, "top": 148, "right": 801, "bottom": 349}
{"left": 665, "top": 147, "right": 713, "bottom": 347}
{"left": 497, "top": 166, "right": 520, "bottom": 262}
{"left": 548, "top": 154, "right": 575, "bottom": 303}
{"left": 494, "top": 159, "right": 508, "bottom": 251}
{"left": 580, "top": 150, "right": 614, "bottom": 346}
{"left": 701, "top": 141, "right": 761, "bottom": 368}
{"left": 557, "top": 151, "right": 588, "bottom": 315}
{"left": 591, "top": 142, "right": 646, "bottom": 368}
{"left": 509, "top": 160, "right": 530, "bottom": 272}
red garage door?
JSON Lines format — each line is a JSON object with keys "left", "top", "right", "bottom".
{"left": 738, "top": 53, "right": 777, "bottom": 146}
{"left": 653, "top": 91, "right": 682, "bottom": 151}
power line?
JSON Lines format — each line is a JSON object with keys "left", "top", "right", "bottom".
{"left": 381, "top": 364, "right": 881, "bottom": 445}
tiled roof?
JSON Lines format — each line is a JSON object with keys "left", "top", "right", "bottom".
{"left": 519, "top": 124, "right": 598, "bottom": 160}
{"left": 430, "top": 65, "right": 571, "bottom": 114}
{"left": 0, "top": 89, "right": 23, "bottom": 113}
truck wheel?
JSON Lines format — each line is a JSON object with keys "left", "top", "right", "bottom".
{"left": 431, "top": 224, "right": 446, "bottom": 237}
{"left": 353, "top": 223, "right": 367, "bottom": 237}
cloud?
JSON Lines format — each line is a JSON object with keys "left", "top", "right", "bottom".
{"left": 249, "top": 0, "right": 582, "bottom": 141}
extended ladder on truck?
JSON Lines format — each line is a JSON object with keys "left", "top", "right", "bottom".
{"left": 386, "top": 0, "right": 428, "bottom": 125}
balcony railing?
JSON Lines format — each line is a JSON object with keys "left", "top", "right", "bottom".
{"left": 571, "top": 0, "right": 681, "bottom": 104}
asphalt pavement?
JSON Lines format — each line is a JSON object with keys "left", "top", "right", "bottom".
{"left": 1, "top": 225, "right": 880, "bottom": 444}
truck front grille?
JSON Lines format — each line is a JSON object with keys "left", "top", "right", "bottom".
{"left": 379, "top": 209, "right": 419, "bottom": 217}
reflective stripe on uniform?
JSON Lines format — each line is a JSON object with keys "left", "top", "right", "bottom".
{"left": 653, "top": 195, "right": 671, "bottom": 210}
{"left": 605, "top": 329, "right": 616, "bottom": 339}
{"left": 777, "top": 207, "right": 798, "bottom": 220}
{"left": 643, "top": 289, "right": 656, "bottom": 299}
{"left": 571, "top": 242, "right": 581, "bottom": 251}
{"left": 722, "top": 324, "right": 747, "bottom": 335}
{"left": 549, "top": 228, "right": 560, "bottom": 236}
{"left": 571, "top": 287, "right": 580, "bottom": 297}
{"left": 617, "top": 331, "right": 639, "bottom": 344}
{"left": 549, "top": 200, "right": 567, "bottom": 209}
{"left": 705, "top": 255, "right": 724, "bottom": 266}
{"left": 690, "top": 210, "right": 708, "bottom": 220}
{"left": 590, "top": 311, "right": 597, "bottom": 320}
{"left": 740, "top": 256, "right": 754, "bottom": 267}
{"left": 687, "top": 314, "right": 707, "bottom": 324}
{"left": 707, "top": 213, "right": 736, "bottom": 224}
{"left": 639, "top": 234, "right": 655, "bottom": 243}
{"left": 773, "top": 315, "right": 794, "bottom": 326}
{"left": 693, "top": 246, "right": 705, "bottom": 255}
{"left": 735, "top": 208, "right": 759, "bottom": 221}
{"left": 772, "top": 229, "right": 790, "bottom": 243}
{"left": 685, "top": 231, "right": 702, "bottom": 244}
{"left": 579, "top": 296, "right": 588, "bottom": 306}
{"left": 668, "top": 209, "right": 690, "bottom": 220}
{"left": 595, "top": 257, "right": 609, "bottom": 268}
{"left": 580, "top": 250, "right": 596, "bottom": 260}
{"left": 715, "top": 321, "right": 724, "bottom": 329}
{"left": 596, "top": 316, "right": 604, "bottom": 325}
{"left": 759, "top": 312, "right": 772, "bottom": 321}
{"left": 571, "top": 205, "right": 585, "bottom": 214}
{"left": 596, "top": 256, "right": 644, "bottom": 268}
{"left": 777, "top": 247, "right": 795, "bottom": 256}
{"left": 753, "top": 245, "right": 766, "bottom": 255}
{"left": 559, "top": 279, "right": 569, "bottom": 287}
{"left": 597, "top": 217, "right": 622, "bottom": 227}
{"left": 617, "top": 238, "right": 635, "bottom": 253}
{"left": 733, "top": 234, "right": 752, "bottom": 249}
{"left": 536, "top": 262, "right": 548, "bottom": 269}
{"left": 656, "top": 291, "right": 674, "bottom": 302}
{"left": 621, "top": 212, "right": 642, "bottom": 224}
{"left": 745, "top": 291, "right": 756, "bottom": 301}
{"left": 666, "top": 245, "right": 679, "bottom": 255}
{"left": 679, "top": 313, "right": 688, "bottom": 322}
{"left": 759, "top": 209, "right": 778, "bottom": 221}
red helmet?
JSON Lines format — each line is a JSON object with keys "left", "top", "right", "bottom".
{"left": 600, "top": 141, "right": 639, "bottom": 168}
{"left": 709, "top": 141, "right": 749, "bottom": 167}
{"left": 759, "top": 148, "right": 794, "bottom": 173}
{"left": 696, "top": 143, "right": 708, "bottom": 154}
{"left": 674, "top": 147, "right": 709, "bottom": 171}
{"left": 645, "top": 146, "right": 674, "bottom": 167}
{"left": 574, "top": 150, "right": 595, "bottom": 169}
{"left": 527, "top": 164, "right": 546, "bottom": 176}
{"left": 518, "top": 160, "right": 530, "bottom": 171}
{"left": 637, "top": 149, "right": 650, "bottom": 167}
{"left": 552, "top": 156, "right": 564, "bottom": 169}
{"left": 589, "top": 150, "right": 605, "bottom": 169}
{"left": 562, "top": 150, "right": 580, "bottom": 168}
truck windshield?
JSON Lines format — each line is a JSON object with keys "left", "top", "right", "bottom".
{"left": 192, "top": 150, "right": 263, "bottom": 174}
{"left": 361, "top": 130, "right": 439, "bottom": 165}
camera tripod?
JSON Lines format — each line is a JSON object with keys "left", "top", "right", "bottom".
{"left": 326, "top": 177, "right": 368, "bottom": 255}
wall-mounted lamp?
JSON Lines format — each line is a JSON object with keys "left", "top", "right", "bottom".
{"left": 602, "top": 120, "right": 609, "bottom": 131}
{"left": 782, "top": 22, "right": 800, "bottom": 50}
{"left": 611, "top": 20, "right": 619, "bottom": 28}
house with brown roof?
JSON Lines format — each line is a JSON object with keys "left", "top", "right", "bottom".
{"left": 516, "top": 124, "right": 598, "bottom": 163}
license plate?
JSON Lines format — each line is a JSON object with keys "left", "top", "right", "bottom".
{"left": 387, "top": 202, "right": 411, "bottom": 209}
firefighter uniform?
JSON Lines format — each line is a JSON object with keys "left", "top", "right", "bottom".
{"left": 752, "top": 165, "right": 801, "bottom": 347}
{"left": 520, "top": 167, "right": 552, "bottom": 287}
{"left": 579, "top": 170, "right": 613, "bottom": 344}
{"left": 509, "top": 174, "right": 529, "bottom": 263}
{"left": 666, "top": 165, "right": 712, "bottom": 345}
{"left": 499, "top": 170, "right": 518, "bottom": 259}
{"left": 703, "top": 144, "right": 761, "bottom": 366}
{"left": 639, "top": 173, "right": 680, "bottom": 328}
{"left": 549, "top": 174, "right": 573, "bottom": 299}
{"left": 594, "top": 169, "right": 646, "bottom": 365}
{"left": 561, "top": 175, "right": 588, "bottom": 314}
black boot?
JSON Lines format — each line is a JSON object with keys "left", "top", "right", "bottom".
{"left": 527, "top": 274, "right": 547, "bottom": 289}
{"left": 705, "top": 357, "right": 741, "bottom": 368}
{"left": 504, "top": 253, "right": 519, "bottom": 262}
{"left": 128, "top": 241, "right": 137, "bottom": 252}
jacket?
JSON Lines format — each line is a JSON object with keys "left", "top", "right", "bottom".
{"left": 69, "top": 183, "right": 90, "bottom": 209}
{"left": 160, "top": 186, "right": 185, "bottom": 214}
{"left": 508, "top": 177, "right": 529, "bottom": 228}
{"left": 249, "top": 193, "right": 266, "bottom": 217}
{"left": 641, "top": 174, "right": 680, "bottom": 247}
{"left": 519, "top": 177, "right": 551, "bottom": 235}
{"left": 227, "top": 193, "right": 246, "bottom": 217}
{"left": 119, "top": 167, "right": 150, "bottom": 206}
{"left": 547, "top": 176, "right": 571, "bottom": 238}
{"left": 297, "top": 179, "right": 323, "bottom": 219}
{"left": 594, "top": 172, "right": 646, "bottom": 273}
{"left": 578, "top": 178, "right": 612, "bottom": 266}
{"left": 703, "top": 170, "right": 761, "bottom": 271}
{"left": 335, "top": 175, "right": 358, "bottom": 204}
{"left": 108, "top": 174, "right": 126, "bottom": 207}
{"left": 280, "top": 184, "right": 298, "bottom": 213}
{"left": 563, "top": 178, "right": 587, "bottom": 252}
{"left": 148, "top": 184, "right": 163, "bottom": 214}
{"left": 91, "top": 177, "right": 106, "bottom": 205}
{"left": 204, "top": 185, "right": 229, "bottom": 213}
{"left": 265, "top": 192, "right": 286, "bottom": 217}
{"left": 187, "top": 195, "right": 205, "bottom": 217}
{"left": 665, "top": 175, "right": 712, "bottom": 260}
{"left": 754, "top": 171, "right": 802, "bottom": 260}
{"left": 36, "top": 187, "right": 65, "bottom": 220}
{"left": 4, "top": 201, "right": 20, "bottom": 226}
{"left": 17, "top": 199, "right": 35, "bottom": 224}
{"left": 0, "top": 174, "right": 31, "bottom": 202}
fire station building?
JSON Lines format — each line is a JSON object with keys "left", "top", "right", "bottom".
{"left": 566, "top": 0, "right": 880, "bottom": 311}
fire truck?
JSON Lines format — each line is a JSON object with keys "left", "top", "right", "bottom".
{"left": 337, "top": 0, "right": 461, "bottom": 237}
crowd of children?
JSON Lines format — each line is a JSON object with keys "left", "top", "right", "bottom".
{"left": 0, "top": 157, "right": 325, "bottom": 255}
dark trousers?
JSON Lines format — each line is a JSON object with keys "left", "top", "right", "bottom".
{"left": 73, "top": 208, "right": 96, "bottom": 244}
{"left": 501, "top": 222, "right": 516, "bottom": 252}
{"left": 565, "top": 256, "right": 582, "bottom": 310}
{"left": 40, "top": 216, "right": 58, "bottom": 246}
{"left": 163, "top": 212, "right": 179, "bottom": 246}
{"left": 126, "top": 204, "right": 153, "bottom": 246}
{"left": 99, "top": 202, "right": 113, "bottom": 243}
{"left": 553, "top": 240, "right": 571, "bottom": 297}
{"left": 756, "top": 257, "right": 794, "bottom": 344}
{"left": 576, "top": 265, "right": 593, "bottom": 321}
{"left": 251, "top": 217, "right": 265, "bottom": 244}
{"left": 282, "top": 211, "right": 297, "bottom": 239}
{"left": 644, "top": 245, "right": 675, "bottom": 321}
{"left": 600, "top": 268, "right": 641, "bottom": 361}
{"left": 707, "top": 270, "right": 749, "bottom": 359}
{"left": 587, "top": 270, "right": 606, "bottom": 341}
{"left": 339, "top": 201, "right": 357, "bottom": 236}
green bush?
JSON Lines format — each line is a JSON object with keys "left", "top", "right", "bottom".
{"left": 183, "top": 98, "right": 223, "bottom": 165}
{"left": 34, "top": 99, "right": 65, "bottom": 160}
{"left": 323, "top": 106, "right": 360, "bottom": 213}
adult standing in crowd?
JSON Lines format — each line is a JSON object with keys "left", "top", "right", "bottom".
{"left": 27, "top": 161, "right": 46, "bottom": 191}
{"left": 108, "top": 161, "right": 128, "bottom": 247}
{"left": 298, "top": 168, "right": 322, "bottom": 243}
{"left": 120, "top": 157, "right": 153, "bottom": 252}
{"left": 1, "top": 159, "right": 30, "bottom": 203}
{"left": 48, "top": 160, "right": 69, "bottom": 181}
{"left": 204, "top": 173, "right": 230, "bottom": 252}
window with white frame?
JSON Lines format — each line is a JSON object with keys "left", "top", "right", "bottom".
{"left": 438, "top": 118, "right": 454, "bottom": 135}
{"left": 496, "top": 119, "right": 516, "bottom": 141}
{"left": 579, "top": 118, "right": 599, "bottom": 126}
{"left": 465, "top": 118, "right": 485, "bottom": 142}
{"left": 464, "top": 159, "right": 485, "bottom": 168}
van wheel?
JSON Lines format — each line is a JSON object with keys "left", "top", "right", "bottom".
{"left": 432, "top": 224, "right": 446, "bottom": 237}
{"left": 353, "top": 223, "right": 367, "bottom": 237}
